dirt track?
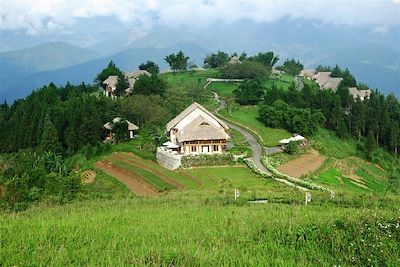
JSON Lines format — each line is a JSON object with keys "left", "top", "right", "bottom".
{"left": 95, "top": 160, "right": 158, "bottom": 196}
{"left": 277, "top": 150, "right": 326, "bottom": 178}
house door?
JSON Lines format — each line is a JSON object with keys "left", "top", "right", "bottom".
{"left": 202, "top": 146, "right": 209, "bottom": 153}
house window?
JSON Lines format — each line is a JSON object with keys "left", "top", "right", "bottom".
{"left": 191, "top": 146, "right": 197, "bottom": 152}
{"left": 213, "top": 145, "right": 219, "bottom": 152}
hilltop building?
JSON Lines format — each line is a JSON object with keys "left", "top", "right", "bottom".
{"left": 124, "top": 70, "right": 151, "bottom": 95}
{"left": 102, "top": 75, "right": 119, "bottom": 98}
{"left": 298, "top": 70, "right": 343, "bottom": 91}
{"left": 348, "top": 87, "right": 372, "bottom": 101}
{"left": 103, "top": 117, "right": 139, "bottom": 141}
{"left": 103, "top": 69, "right": 151, "bottom": 98}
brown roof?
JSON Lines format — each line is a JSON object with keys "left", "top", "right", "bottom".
{"left": 124, "top": 70, "right": 151, "bottom": 79}
{"left": 349, "top": 87, "right": 371, "bottom": 100}
{"left": 299, "top": 69, "right": 317, "bottom": 77}
{"left": 176, "top": 115, "right": 230, "bottom": 142}
{"left": 166, "top": 102, "right": 229, "bottom": 131}
{"left": 312, "top": 72, "right": 331, "bottom": 87}
{"left": 103, "top": 117, "right": 139, "bottom": 131}
{"left": 103, "top": 75, "right": 118, "bottom": 89}
{"left": 322, "top": 77, "right": 343, "bottom": 91}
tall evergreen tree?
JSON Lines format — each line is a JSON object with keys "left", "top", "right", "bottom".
{"left": 40, "top": 114, "right": 62, "bottom": 153}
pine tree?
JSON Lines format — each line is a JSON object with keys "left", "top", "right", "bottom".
{"left": 40, "top": 114, "right": 62, "bottom": 153}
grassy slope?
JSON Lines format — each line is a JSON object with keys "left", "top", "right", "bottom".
{"left": 1, "top": 197, "right": 398, "bottom": 266}
{"left": 220, "top": 106, "right": 290, "bottom": 147}
{"left": 309, "top": 129, "right": 390, "bottom": 194}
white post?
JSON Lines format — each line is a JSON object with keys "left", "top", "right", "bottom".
{"left": 234, "top": 189, "right": 240, "bottom": 200}
{"left": 305, "top": 192, "right": 311, "bottom": 205}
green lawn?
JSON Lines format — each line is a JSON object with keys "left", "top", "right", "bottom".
{"left": 220, "top": 106, "right": 290, "bottom": 147}
{"left": 263, "top": 75, "right": 294, "bottom": 90}
{"left": 207, "top": 82, "right": 238, "bottom": 97}
{"left": 162, "top": 69, "right": 220, "bottom": 88}
{"left": 318, "top": 168, "right": 342, "bottom": 186}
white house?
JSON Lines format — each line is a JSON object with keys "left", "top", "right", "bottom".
{"left": 103, "top": 75, "right": 119, "bottom": 98}
{"left": 165, "top": 102, "right": 230, "bottom": 155}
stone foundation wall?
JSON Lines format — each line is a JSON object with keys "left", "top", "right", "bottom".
{"left": 156, "top": 147, "right": 182, "bottom": 170}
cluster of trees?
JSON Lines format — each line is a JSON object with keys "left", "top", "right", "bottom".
{"left": 0, "top": 151, "right": 81, "bottom": 211}
{"left": 259, "top": 99, "right": 325, "bottom": 136}
{"left": 139, "top": 60, "right": 160, "bottom": 74}
{"left": 205, "top": 51, "right": 280, "bottom": 79}
{"left": 263, "top": 82, "right": 400, "bottom": 156}
{"left": 220, "top": 61, "right": 269, "bottom": 79}
{"left": 280, "top": 58, "right": 304, "bottom": 76}
{"left": 234, "top": 79, "right": 265, "bottom": 105}
{"left": 203, "top": 51, "right": 230, "bottom": 68}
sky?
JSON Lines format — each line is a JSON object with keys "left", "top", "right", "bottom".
{"left": 1, "top": 0, "right": 399, "bottom": 36}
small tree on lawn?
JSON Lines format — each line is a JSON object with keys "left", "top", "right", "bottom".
{"left": 282, "top": 58, "right": 304, "bottom": 76}
{"left": 234, "top": 78, "right": 265, "bottom": 105}
{"left": 165, "top": 51, "right": 189, "bottom": 72}
{"left": 133, "top": 75, "right": 167, "bottom": 96}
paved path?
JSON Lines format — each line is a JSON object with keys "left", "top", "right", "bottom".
{"left": 211, "top": 92, "right": 271, "bottom": 175}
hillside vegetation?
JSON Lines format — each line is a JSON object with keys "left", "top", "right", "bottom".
{"left": 1, "top": 52, "right": 399, "bottom": 266}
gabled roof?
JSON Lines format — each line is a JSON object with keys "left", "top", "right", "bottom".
{"left": 103, "top": 75, "right": 118, "bottom": 88}
{"left": 103, "top": 117, "right": 139, "bottom": 131}
{"left": 124, "top": 70, "right": 151, "bottom": 79}
{"left": 312, "top": 72, "right": 331, "bottom": 87}
{"left": 176, "top": 115, "right": 230, "bottom": 142}
{"left": 166, "top": 102, "right": 229, "bottom": 131}
{"left": 298, "top": 69, "right": 317, "bottom": 77}
{"left": 322, "top": 77, "right": 343, "bottom": 91}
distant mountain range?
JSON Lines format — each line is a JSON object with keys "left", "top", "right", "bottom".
{"left": 0, "top": 19, "right": 399, "bottom": 103}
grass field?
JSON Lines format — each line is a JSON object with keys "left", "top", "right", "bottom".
{"left": 263, "top": 75, "right": 294, "bottom": 90}
{"left": 220, "top": 106, "right": 290, "bottom": 147}
{"left": 2, "top": 149, "right": 399, "bottom": 266}
{"left": 1, "top": 195, "right": 399, "bottom": 266}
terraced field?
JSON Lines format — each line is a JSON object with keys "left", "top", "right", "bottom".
{"left": 95, "top": 152, "right": 202, "bottom": 195}
{"left": 94, "top": 152, "right": 294, "bottom": 200}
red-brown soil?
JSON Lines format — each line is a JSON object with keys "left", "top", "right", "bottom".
{"left": 277, "top": 150, "right": 326, "bottom": 178}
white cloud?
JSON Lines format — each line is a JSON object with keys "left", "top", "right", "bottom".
{"left": 0, "top": 0, "right": 399, "bottom": 35}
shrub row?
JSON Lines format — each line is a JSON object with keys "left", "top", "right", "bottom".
{"left": 181, "top": 154, "right": 237, "bottom": 168}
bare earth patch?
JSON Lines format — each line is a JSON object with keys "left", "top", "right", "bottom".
{"left": 277, "top": 150, "right": 326, "bottom": 178}
{"left": 112, "top": 153, "right": 184, "bottom": 189}
{"left": 95, "top": 160, "right": 158, "bottom": 196}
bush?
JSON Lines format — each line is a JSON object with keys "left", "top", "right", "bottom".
{"left": 220, "top": 61, "right": 269, "bottom": 79}
{"left": 181, "top": 154, "right": 236, "bottom": 168}
{"left": 285, "top": 141, "right": 299, "bottom": 154}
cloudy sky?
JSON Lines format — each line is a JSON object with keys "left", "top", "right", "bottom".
{"left": 1, "top": 0, "right": 399, "bottom": 36}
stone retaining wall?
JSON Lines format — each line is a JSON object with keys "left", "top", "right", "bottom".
{"left": 156, "top": 147, "right": 182, "bottom": 170}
